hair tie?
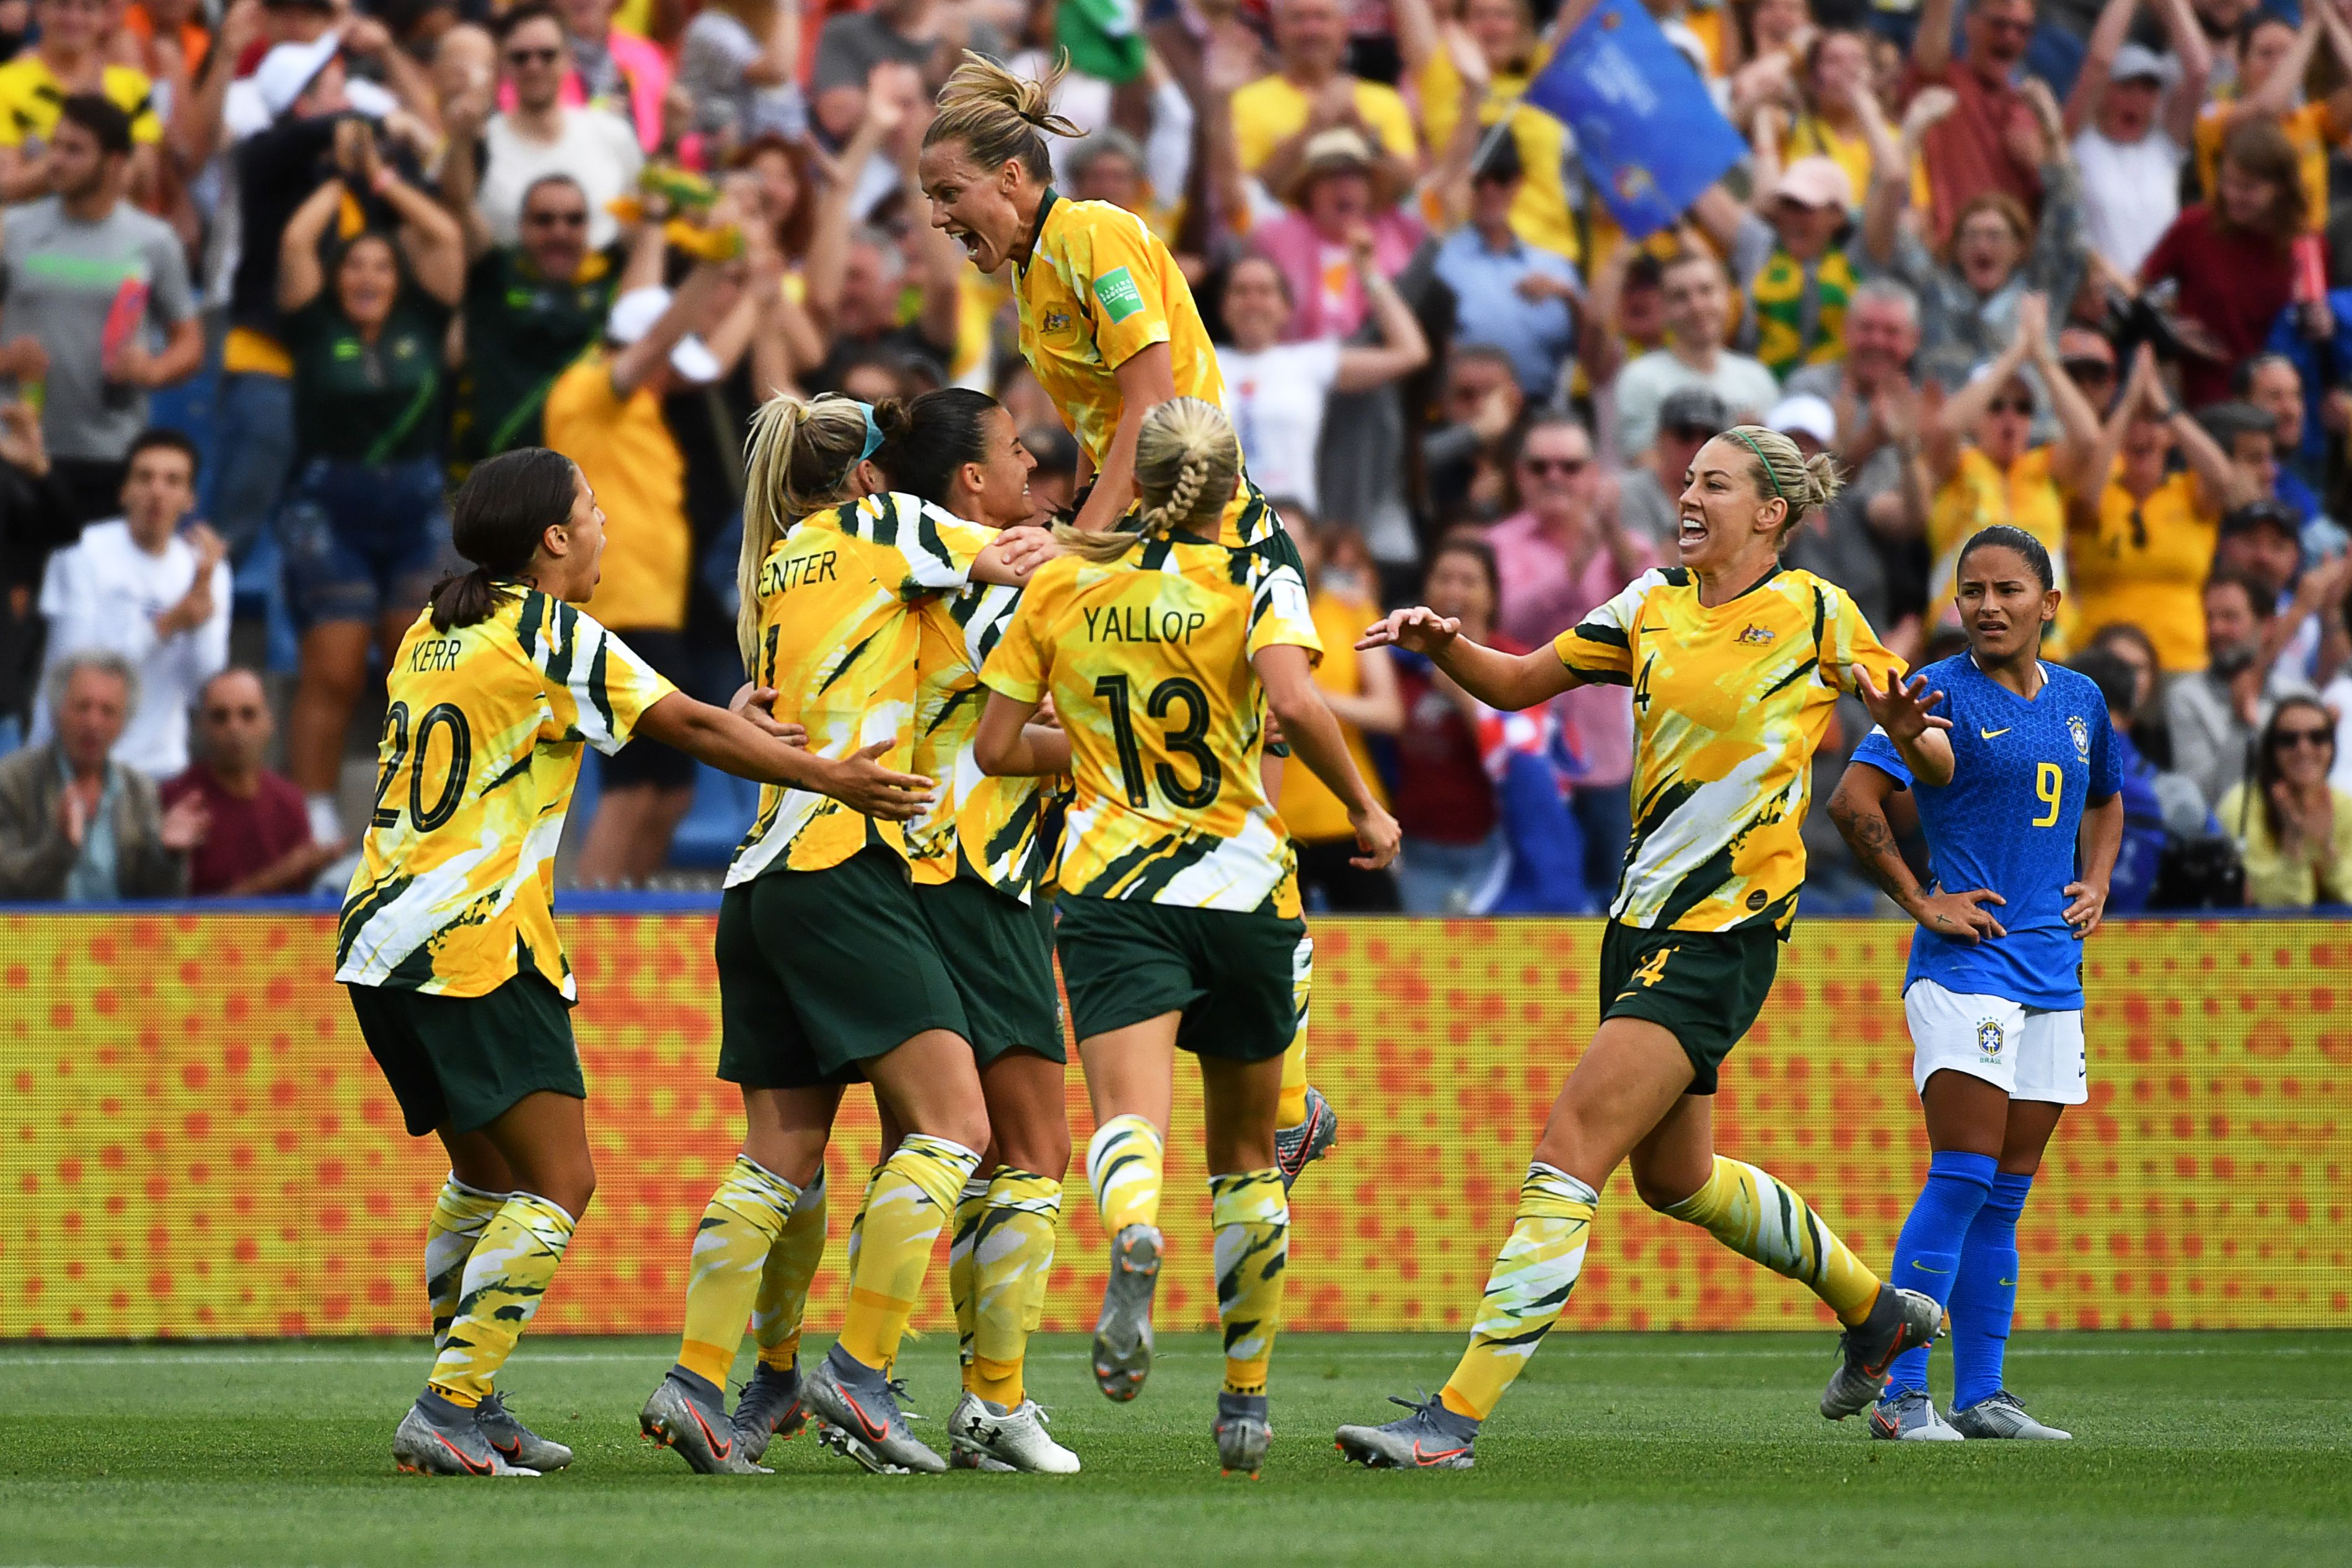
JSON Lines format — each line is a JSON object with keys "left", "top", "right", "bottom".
{"left": 855, "top": 402, "right": 885, "bottom": 463}
{"left": 1727, "top": 428, "right": 1785, "bottom": 501}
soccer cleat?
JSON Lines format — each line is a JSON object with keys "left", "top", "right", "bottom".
{"left": 1869, "top": 1388, "right": 1965, "bottom": 1441}
{"left": 731, "top": 1360, "right": 807, "bottom": 1464}
{"left": 948, "top": 1391, "right": 1083, "bottom": 1474}
{"left": 1092, "top": 1223, "right": 1161, "bottom": 1402}
{"left": 803, "top": 1343, "right": 946, "bottom": 1474}
{"left": 1213, "top": 1391, "right": 1273, "bottom": 1478}
{"left": 1334, "top": 1394, "right": 1479, "bottom": 1471}
{"left": 640, "top": 1369, "right": 771, "bottom": 1474}
{"left": 1949, "top": 1390, "right": 2073, "bottom": 1440}
{"left": 476, "top": 1391, "right": 573, "bottom": 1471}
{"left": 948, "top": 1440, "right": 1016, "bottom": 1472}
{"left": 1274, "top": 1086, "right": 1341, "bottom": 1191}
{"left": 1821, "top": 1285, "right": 1947, "bottom": 1420}
{"left": 394, "top": 1390, "right": 539, "bottom": 1476}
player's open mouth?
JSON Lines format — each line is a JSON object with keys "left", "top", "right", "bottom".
{"left": 951, "top": 229, "right": 984, "bottom": 260}
{"left": 1678, "top": 514, "right": 1707, "bottom": 547}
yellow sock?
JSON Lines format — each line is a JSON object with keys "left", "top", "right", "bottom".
{"left": 1210, "top": 1169, "right": 1288, "bottom": 1394}
{"left": 947, "top": 1172, "right": 992, "bottom": 1392}
{"left": 425, "top": 1174, "right": 506, "bottom": 1352}
{"left": 1084, "top": 1114, "right": 1164, "bottom": 1234}
{"left": 428, "top": 1192, "right": 575, "bottom": 1408}
{"left": 835, "top": 1134, "right": 979, "bottom": 1372}
{"left": 751, "top": 1172, "right": 827, "bottom": 1370}
{"left": 674, "top": 1155, "right": 800, "bottom": 1386}
{"left": 1277, "top": 934, "right": 1314, "bottom": 1125}
{"left": 1665, "top": 1155, "right": 1881, "bottom": 1325}
{"left": 972, "top": 1168, "right": 1061, "bottom": 1407}
{"left": 1438, "top": 1163, "right": 1597, "bottom": 1422}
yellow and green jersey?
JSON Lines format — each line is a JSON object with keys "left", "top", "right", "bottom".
{"left": 1012, "top": 190, "right": 1272, "bottom": 550}
{"left": 1553, "top": 565, "right": 1902, "bottom": 935}
{"left": 335, "top": 589, "right": 676, "bottom": 998}
{"left": 727, "top": 491, "right": 995, "bottom": 886}
{"left": 980, "top": 532, "right": 1322, "bottom": 917}
{"left": 907, "top": 579, "right": 1055, "bottom": 899}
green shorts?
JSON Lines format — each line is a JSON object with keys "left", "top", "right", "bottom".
{"left": 716, "top": 847, "right": 971, "bottom": 1089}
{"left": 1054, "top": 895, "right": 1308, "bottom": 1063}
{"left": 915, "top": 878, "right": 1065, "bottom": 1065}
{"left": 348, "top": 972, "right": 581, "bottom": 1137}
{"left": 1597, "top": 919, "right": 1781, "bottom": 1096}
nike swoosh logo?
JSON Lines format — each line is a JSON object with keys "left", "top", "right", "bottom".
{"left": 1908, "top": 1260, "right": 1952, "bottom": 1274}
{"left": 1411, "top": 1440, "right": 1468, "bottom": 1465}
{"left": 433, "top": 1429, "right": 495, "bottom": 1475}
{"left": 1980, "top": 727, "right": 2012, "bottom": 739}
{"left": 841, "top": 1391, "right": 888, "bottom": 1440}
{"left": 490, "top": 1435, "right": 521, "bottom": 1457}
{"left": 687, "top": 1403, "right": 734, "bottom": 1459}
{"left": 1639, "top": 624, "right": 1666, "bottom": 632}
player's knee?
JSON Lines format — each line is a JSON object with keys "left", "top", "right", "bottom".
{"left": 1632, "top": 1167, "right": 1700, "bottom": 1213}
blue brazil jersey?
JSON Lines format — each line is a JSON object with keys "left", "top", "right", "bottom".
{"left": 1849, "top": 654, "right": 2122, "bottom": 1010}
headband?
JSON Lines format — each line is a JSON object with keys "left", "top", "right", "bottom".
{"left": 855, "top": 402, "right": 885, "bottom": 463}
{"left": 1727, "top": 428, "right": 1784, "bottom": 500}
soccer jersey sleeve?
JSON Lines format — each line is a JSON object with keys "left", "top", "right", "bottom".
{"left": 2090, "top": 705, "right": 2122, "bottom": 803}
{"left": 534, "top": 601, "right": 679, "bottom": 755}
{"left": 1818, "top": 584, "right": 1906, "bottom": 698}
{"left": 848, "top": 493, "right": 993, "bottom": 601}
{"left": 1551, "top": 570, "right": 1660, "bottom": 687}
{"left": 1848, "top": 725, "right": 1915, "bottom": 790}
{"left": 1067, "top": 207, "right": 1174, "bottom": 372}
{"left": 1246, "top": 560, "right": 1324, "bottom": 663}
{"left": 979, "top": 568, "right": 1058, "bottom": 704}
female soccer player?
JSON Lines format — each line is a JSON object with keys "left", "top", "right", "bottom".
{"left": 1334, "top": 426, "right": 1946, "bottom": 1471}
{"left": 638, "top": 394, "right": 1052, "bottom": 1477}
{"left": 341, "top": 446, "right": 931, "bottom": 1478}
{"left": 1826, "top": 524, "right": 2122, "bottom": 1441}
{"left": 918, "top": 49, "right": 1342, "bottom": 1191}
{"left": 972, "top": 398, "right": 1399, "bottom": 1476}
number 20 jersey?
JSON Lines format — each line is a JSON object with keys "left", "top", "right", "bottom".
{"left": 980, "top": 532, "right": 1322, "bottom": 917}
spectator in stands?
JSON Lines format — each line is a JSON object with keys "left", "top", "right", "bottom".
{"left": 552, "top": 0, "right": 671, "bottom": 152}
{"left": 1231, "top": 0, "right": 1420, "bottom": 201}
{"left": 163, "top": 667, "right": 339, "bottom": 896}
{"left": 1773, "top": 390, "right": 1919, "bottom": 654}
{"left": 453, "top": 173, "right": 625, "bottom": 469}
{"left": 1611, "top": 252, "right": 1780, "bottom": 459}
{"left": 1394, "top": 0, "right": 1577, "bottom": 260}
{"left": 2190, "top": 7, "right": 2352, "bottom": 242}
{"left": 1422, "top": 343, "right": 1522, "bottom": 528}
{"left": 2211, "top": 496, "right": 2352, "bottom": 687}
{"left": 1432, "top": 134, "right": 1580, "bottom": 400}
{"left": 804, "top": 221, "right": 958, "bottom": 395}
{"left": 1786, "top": 275, "right": 1923, "bottom": 449}
{"left": 1778, "top": 29, "right": 1883, "bottom": 201}
{"left": 2237, "top": 353, "right": 2326, "bottom": 509}
{"left": 274, "top": 133, "right": 467, "bottom": 845}
{"left": 0, "top": 650, "right": 202, "bottom": 900}
{"left": 0, "top": 402, "right": 79, "bottom": 738}
{"left": 444, "top": 3, "right": 641, "bottom": 253}
{"left": 1903, "top": 0, "right": 2046, "bottom": 245}
{"left": 1618, "top": 386, "right": 1727, "bottom": 547}
{"left": 1217, "top": 249, "right": 1427, "bottom": 518}
{"left": 1023, "top": 423, "right": 1078, "bottom": 519}
{"left": 2220, "top": 695, "right": 2352, "bottom": 905}
{"left": 2140, "top": 119, "right": 2305, "bottom": 410}
{"left": 2069, "top": 643, "right": 2178, "bottom": 914}
{"left": 1279, "top": 515, "right": 1404, "bottom": 912}
{"left": 0, "top": 95, "right": 200, "bottom": 526}
{"left": 0, "top": 0, "right": 162, "bottom": 203}
{"left": 33, "top": 429, "right": 225, "bottom": 778}
{"left": 1392, "top": 532, "right": 1513, "bottom": 914}
{"left": 677, "top": 0, "right": 806, "bottom": 150}
{"left": 2167, "top": 570, "right": 2319, "bottom": 808}
{"left": 809, "top": 0, "right": 995, "bottom": 138}
{"left": 1246, "top": 128, "right": 1424, "bottom": 345}
{"left": 2064, "top": 0, "right": 2207, "bottom": 282}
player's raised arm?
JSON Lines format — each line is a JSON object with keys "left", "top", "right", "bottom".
{"left": 1356, "top": 607, "right": 1580, "bottom": 711}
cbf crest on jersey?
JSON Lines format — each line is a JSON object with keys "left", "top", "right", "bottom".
{"left": 2069, "top": 713, "right": 2090, "bottom": 763}
{"left": 1976, "top": 1018, "right": 2005, "bottom": 1062}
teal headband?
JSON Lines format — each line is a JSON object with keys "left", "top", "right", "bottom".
{"left": 1727, "top": 428, "right": 1784, "bottom": 500}
{"left": 855, "top": 402, "right": 885, "bottom": 463}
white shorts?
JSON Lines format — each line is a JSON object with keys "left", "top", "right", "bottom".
{"left": 1903, "top": 979, "right": 2088, "bottom": 1106}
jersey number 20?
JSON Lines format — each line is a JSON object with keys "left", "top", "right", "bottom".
{"left": 1095, "top": 674, "right": 1222, "bottom": 810}
{"left": 370, "top": 701, "right": 475, "bottom": 832}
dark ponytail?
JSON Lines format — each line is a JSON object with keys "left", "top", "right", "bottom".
{"left": 428, "top": 447, "right": 583, "bottom": 630}
{"left": 871, "top": 387, "right": 1002, "bottom": 506}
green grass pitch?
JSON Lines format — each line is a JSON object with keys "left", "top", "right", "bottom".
{"left": 2, "top": 1331, "right": 2347, "bottom": 1567}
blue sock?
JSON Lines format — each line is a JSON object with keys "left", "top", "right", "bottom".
{"left": 1948, "top": 1170, "right": 2032, "bottom": 1411}
{"left": 1881, "top": 1150, "right": 1996, "bottom": 1397}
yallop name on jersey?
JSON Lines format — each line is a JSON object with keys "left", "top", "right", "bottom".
{"left": 759, "top": 548, "right": 839, "bottom": 595}
{"left": 1081, "top": 604, "right": 1207, "bottom": 644}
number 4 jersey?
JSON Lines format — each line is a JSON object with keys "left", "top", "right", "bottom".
{"left": 335, "top": 589, "right": 676, "bottom": 998}
{"left": 980, "top": 531, "right": 1322, "bottom": 917}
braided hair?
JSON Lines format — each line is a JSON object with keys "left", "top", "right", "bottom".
{"left": 1050, "top": 398, "right": 1241, "bottom": 563}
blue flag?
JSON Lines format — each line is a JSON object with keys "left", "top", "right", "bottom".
{"left": 1523, "top": 0, "right": 1746, "bottom": 239}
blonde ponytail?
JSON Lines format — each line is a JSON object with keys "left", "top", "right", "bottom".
{"left": 1717, "top": 425, "right": 1845, "bottom": 552}
{"left": 925, "top": 50, "right": 1081, "bottom": 180}
{"left": 736, "top": 392, "right": 879, "bottom": 669}
{"left": 1050, "top": 397, "right": 1241, "bottom": 565}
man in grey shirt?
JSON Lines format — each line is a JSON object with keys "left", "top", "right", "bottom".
{"left": 2167, "top": 571, "right": 2320, "bottom": 811}
{"left": 0, "top": 95, "right": 199, "bottom": 526}
{"left": 1616, "top": 386, "right": 1726, "bottom": 546}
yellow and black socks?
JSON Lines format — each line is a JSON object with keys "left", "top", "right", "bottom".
{"left": 1438, "top": 1163, "right": 1597, "bottom": 1421}
{"left": 425, "top": 1174, "right": 506, "bottom": 1352}
{"left": 674, "top": 1154, "right": 802, "bottom": 1387}
{"left": 749, "top": 1171, "right": 827, "bottom": 1372}
{"left": 947, "top": 1172, "right": 993, "bottom": 1390}
{"left": 1085, "top": 1114, "right": 1165, "bottom": 1235}
{"left": 971, "top": 1168, "right": 1062, "bottom": 1407}
{"left": 1664, "top": 1155, "right": 1882, "bottom": 1325}
{"left": 428, "top": 1192, "right": 576, "bottom": 1407}
{"left": 835, "top": 1134, "right": 980, "bottom": 1372}
{"left": 1278, "top": 935, "right": 1314, "bottom": 1127}
{"left": 1210, "top": 1169, "right": 1288, "bottom": 1396}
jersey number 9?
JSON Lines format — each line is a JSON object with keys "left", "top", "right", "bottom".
{"left": 2032, "top": 761, "right": 2063, "bottom": 828}
{"left": 370, "top": 700, "right": 475, "bottom": 833}
{"left": 1094, "top": 673, "right": 1222, "bottom": 811}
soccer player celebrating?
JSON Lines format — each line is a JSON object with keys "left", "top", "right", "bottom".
{"left": 638, "top": 395, "right": 1050, "bottom": 1476}
{"left": 1827, "top": 525, "right": 2121, "bottom": 1442}
{"left": 1334, "top": 426, "right": 1945, "bottom": 1470}
{"left": 972, "top": 398, "right": 1398, "bottom": 1476}
{"left": 341, "top": 447, "right": 930, "bottom": 1478}
{"left": 919, "top": 55, "right": 1342, "bottom": 1187}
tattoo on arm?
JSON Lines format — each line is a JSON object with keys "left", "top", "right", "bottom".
{"left": 1834, "top": 796, "right": 1918, "bottom": 905}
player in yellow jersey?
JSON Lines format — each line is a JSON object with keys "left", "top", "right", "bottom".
{"left": 340, "top": 447, "right": 928, "bottom": 1478}
{"left": 1335, "top": 426, "right": 1951, "bottom": 1469}
{"left": 972, "top": 399, "right": 1399, "bottom": 1476}
{"left": 639, "top": 394, "right": 1058, "bottom": 1477}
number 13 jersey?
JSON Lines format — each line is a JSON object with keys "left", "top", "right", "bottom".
{"left": 980, "top": 532, "right": 1322, "bottom": 917}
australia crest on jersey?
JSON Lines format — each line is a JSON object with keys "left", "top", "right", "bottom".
{"left": 2069, "top": 713, "right": 2090, "bottom": 762}
{"left": 1976, "top": 1019, "right": 2004, "bottom": 1062}
{"left": 1738, "top": 623, "right": 1775, "bottom": 645}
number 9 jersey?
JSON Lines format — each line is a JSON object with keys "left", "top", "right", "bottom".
{"left": 335, "top": 589, "right": 677, "bottom": 998}
{"left": 980, "top": 534, "right": 1323, "bottom": 917}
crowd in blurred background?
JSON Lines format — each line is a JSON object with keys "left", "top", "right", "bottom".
{"left": 0, "top": 0, "right": 2349, "bottom": 912}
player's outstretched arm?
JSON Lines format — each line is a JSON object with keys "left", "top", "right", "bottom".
{"left": 1254, "top": 645, "right": 1401, "bottom": 871}
{"left": 1356, "top": 607, "right": 1580, "bottom": 711}
{"left": 1826, "top": 760, "right": 2006, "bottom": 943}
{"left": 636, "top": 692, "right": 935, "bottom": 820}
{"left": 1852, "top": 664, "right": 1957, "bottom": 787}
{"left": 972, "top": 690, "right": 1074, "bottom": 778}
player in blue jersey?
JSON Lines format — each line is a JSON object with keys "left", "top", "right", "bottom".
{"left": 1828, "top": 524, "right": 2124, "bottom": 1442}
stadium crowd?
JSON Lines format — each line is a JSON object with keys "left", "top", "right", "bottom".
{"left": 0, "top": 0, "right": 2349, "bottom": 910}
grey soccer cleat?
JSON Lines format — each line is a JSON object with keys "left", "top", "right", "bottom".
{"left": 640, "top": 1368, "right": 770, "bottom": 1474}
{"left": 1949, "top": 1390, "right": 2072, "bottom": 1440}
{"left": 1334, "top": 1393, "right": 1479, "bottom": 1471}
{"left": 394, "top": 1389, "right": 539, "bottom": 1476}
{"left": 1822, "top": 1286, "right": 1947, "bottom": 1420}
{"left": 1869, "top": 1388, "right": 1965, "bottom": 1441}
{"left": 476, "top": 1391, "right": 573, "bottom": 1471}
{"left": 731, "top": 1360, "right": 807, "bottom": 1464}
{"left": 1274, "top": 1085, "right": 1341, "bottom": 1191}
{"left": 1214, "top": 1391, "right": 1274, "bottom": 1478}
{"left": 803, "top": 1343, "right": 946, "bottom": 1474}
{"left": 1092, "top": 1223, "right": 1162, "bottom": 1403}
{"left": 948, "top": 1438, "right": 1016, "bottom": 1472}
{"left": 948, "top": 1391, "right": 1081, "bottom": 1473}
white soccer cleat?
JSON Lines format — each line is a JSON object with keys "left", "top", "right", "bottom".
{"left": 948, "top": 1391, "right": 1082, "bottom": 1474}
{"left": 1949, "top": 1390, "right": 2072, "bottom": 1440}
{"left": 1868, "top": 1388, "right": 1965, "bottom": 1442}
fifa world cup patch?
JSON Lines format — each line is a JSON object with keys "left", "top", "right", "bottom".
{"left": 1976, "top": 1019, "right": 2004, "bottom": 1062}
{"left": 1093, "top": 266, "right": 1146, "bottom": 324}
{"left": 1737, "top": 623, "right": 1775, "bottom": 645}
{"left": 2069, "top": 713, "right": 2091, "bottom": 763}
